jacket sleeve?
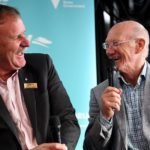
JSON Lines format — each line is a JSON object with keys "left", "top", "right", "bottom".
{"left": 46, "top": 55, "right": 80, "bottom": 150}
{"left": 83, "top": 84, "right": 113, "bottom": 150}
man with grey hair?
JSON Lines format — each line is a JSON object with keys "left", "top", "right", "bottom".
{"left": 84, "top": 20, "right": 150, "bottom": 150}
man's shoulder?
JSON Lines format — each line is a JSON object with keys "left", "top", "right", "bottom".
{"left": 23, "top": 53, "right": 53, "bottom": 72}
{"left": 92, "top": 80, "right": 108, "bottom": 93}
{"left": 25, "top": 53, "right": 49, "bottom": 60}
{"left": 25, "top": 53, "right": 52, "bottom": 65}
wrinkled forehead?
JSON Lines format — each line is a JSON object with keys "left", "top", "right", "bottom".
{"left": 0, "top": 15, "right": 21, "bottom": 32}
{"left": 0, "top": 16, "right": 25, "bottom": 36}
{"left": 0, "top": 13, "right": 20, "bottom": 25}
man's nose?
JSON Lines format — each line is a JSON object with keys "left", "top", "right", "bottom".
{"left": 21, "top": 37, "right": 30, "bottom": 48}
{"left": 106, "top": 46, "right": 116, "bottom": 55}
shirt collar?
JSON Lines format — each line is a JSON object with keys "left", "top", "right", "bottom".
{"left": 118, "top": 61, "right": 147, "bottom": 86}
{"left": 0, "top": 70, "right": 18, "bottom": 84}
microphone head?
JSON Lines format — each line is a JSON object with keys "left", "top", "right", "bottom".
{"left": 50, "top": 116, "right": 61, "bottom": 128}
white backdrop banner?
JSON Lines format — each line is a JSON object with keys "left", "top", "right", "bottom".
{"left": 2, "top": 0, "right": 96, "bottom": 149}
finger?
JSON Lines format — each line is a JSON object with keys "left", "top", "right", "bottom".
{"left": 55, "top": 144, "right": 68, "bottom": 150}
{"left": 111, "top": 102, "right": 121, "bottom": 111}
{"left": 104, "top": 86, "right": 122, "bottom": 94}
{"left": 108, "top": 91, "right": 122, "bottom": 99}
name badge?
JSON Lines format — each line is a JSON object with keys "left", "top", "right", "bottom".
{"left": 24, "top": 83, "right": 38, "bottom": 89}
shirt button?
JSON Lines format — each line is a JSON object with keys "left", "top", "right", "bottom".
{"left": 137, "top": 125, "right": 141, "bottom": 129}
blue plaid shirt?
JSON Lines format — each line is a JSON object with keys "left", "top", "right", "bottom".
{"left": 100, "top": 62, "right": 150, "bottom": 150}
{"left": 120, "top": 62, "right": 149, "bottom": 150}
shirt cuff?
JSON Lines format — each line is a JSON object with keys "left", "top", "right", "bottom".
{"left": 99, "top": 111, "right": 113, "bottom": 130}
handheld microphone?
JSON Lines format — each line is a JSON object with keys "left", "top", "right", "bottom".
{"left": 50, "top": 116, "right": 61, "bottom": 143}
{"left": 107, "top": 59, "right": 116, "bottom": 86}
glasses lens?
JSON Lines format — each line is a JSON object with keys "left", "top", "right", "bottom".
{"left": 102, "top": 40, "right": 129, "bottom": 50}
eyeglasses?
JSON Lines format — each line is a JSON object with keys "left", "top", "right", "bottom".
{"left": 102, "top": 40, "right": 132, "bottom": 50}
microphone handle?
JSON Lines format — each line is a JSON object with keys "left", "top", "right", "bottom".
{"left": 107, "top": 59, "right": 115, "bottom": 87}
{"left": 57, "top": 126, "right": 61, "bottom": 143}
{"left": 50, "top": 116, "right": 61, "bottom": 143}
{"left": 108, "top": 67, "right": 114, "bottom": 86}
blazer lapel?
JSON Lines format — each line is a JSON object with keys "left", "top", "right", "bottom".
{"left": 115, "top": 98, "right": 127, "bottom": 149}
{"left": 142, "top": 64, "right": 150, "bottom": 142}
{"left": 114, "top": 75, "right": 128, "bottom": 149}
{"left": 0, "top": 96, "right": 20, "bottom": 142}
{"left": 18, "top": 69, "right": 37, "bottom": 136}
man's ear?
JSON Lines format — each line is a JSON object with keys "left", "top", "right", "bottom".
{"left": 135, "top": 38, "right": 145, "bottom": 54}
